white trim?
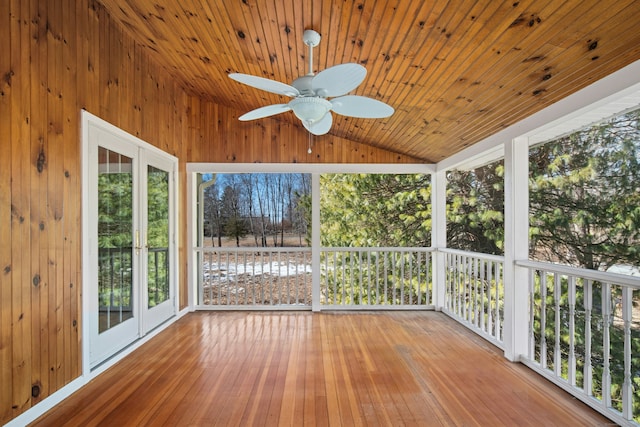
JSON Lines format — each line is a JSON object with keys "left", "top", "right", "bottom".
{"left": 516, "top": 260, "right": 640, "bottom": 289}
{"left": 187, "top": 171, "right": 197, "bottom": 309}
{"left": 187, "top": 162, "right": 434, "bottom": 174}
{"left": 83, "top": 111, "right": 179, "bottom": 161}
{"left": 431, "top": 170, "right": 447, "bottom": 309}
{"left": 502, "top": 137, "right": 530, "bottom": 362}
{"left": 438, "top": 59, "right": 640, "bottom": 172}
{"left": 311, "top": 173, "right": 321, "bottom": 311}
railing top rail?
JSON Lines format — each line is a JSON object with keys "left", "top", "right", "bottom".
{"left": 439, "top": 248, "right": 505, "bottom": 263}
{"left": 197, "top": 246, "right": 312, "bottom": 253}
{"left": 516, "top": 259, "right": 640, "bottom": 289}
{"left": 321, "top": 247, "right": 434, "bottom": 253}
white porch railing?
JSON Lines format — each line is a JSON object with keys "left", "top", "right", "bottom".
{"left": 198, "top": 247, "right": 312, "bottom": 309}
{"left": 320, "top": 248, "right": 434, "bottom": 309}
{"left": 441, "top": 249, "right": 505, "bottom": 348}
{"left": 517, "top": 260, "right": 640, "bottom": 426}
{"left": 196, "top": 247, "right": 434, "bottom": 309}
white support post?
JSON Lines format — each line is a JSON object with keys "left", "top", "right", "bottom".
{"left": 503, "top": 137, "right": 529, "bottom": 361}
{"left": 431, "top": 169, "right": 447, "bottom": 310}
{"left": 311, "top": 173, "right": 321, "bottom": 311}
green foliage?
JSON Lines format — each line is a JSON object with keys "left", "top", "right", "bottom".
{"left": 296, "top": 191, "right": 312, "bottom": 246}
{"left": 530, "top": 109, "right": 640, "bottom": 270}
{"left": 97, "top": 168, "right": 171, "bottom": 310}
{"left": 320, "top": 173, "right": 431, "bottom": 247}
{"left": 98, "top": 172, "right": 133, "bottom": 248}
{"left": 446, "top": 163, "right": 505, "bottom": 255}
{"left": 319, "top": 174, "right": 432, "bottom": 305}
{"left": 147, "top": 168, "right": 170, "bottom": 307}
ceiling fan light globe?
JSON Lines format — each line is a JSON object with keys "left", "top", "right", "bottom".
{"left": 289, "top": 97, "right": 332, "bottom": 123}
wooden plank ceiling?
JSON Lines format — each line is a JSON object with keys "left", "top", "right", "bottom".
{"left": 96, "top": 0, "right": 640, "bottom": 163}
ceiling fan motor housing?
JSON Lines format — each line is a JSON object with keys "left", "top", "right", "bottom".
{"left": 292, "top": 75, "right": 316, "bottom": 96}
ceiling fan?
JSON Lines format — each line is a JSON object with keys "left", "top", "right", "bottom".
{"left": 229, "top": 29, "right": 394, "bottom": 136}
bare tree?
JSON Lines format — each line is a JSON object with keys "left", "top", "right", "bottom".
{"left": 203, "top": 179, "right": 223, "bottom": 247}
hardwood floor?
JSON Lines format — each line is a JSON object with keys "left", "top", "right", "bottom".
{"left": 32, "top": 312, "right": 613, "bottom": 426}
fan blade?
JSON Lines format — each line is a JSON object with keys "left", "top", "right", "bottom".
{"left": 238, "top": 104, "right": 291, "bottom": 121}
{"left": 302, "top": 113, "right": 333, "bottom": 135}
{"left": 229, "top": 73, "right": 300, "bottom": 97}
{"left": 330, "top": 95, "right": 394, "bottom": 118}
{"left": 312, "top": 64, "right": 366, "bottom": 97}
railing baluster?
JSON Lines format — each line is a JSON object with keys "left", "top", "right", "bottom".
{"left": 341, "top": 251, "right": 346, "bottom": 305}
{"left": 478, "top": 259, "right": 484, "bottom": 332}
{"left": 454, "top": 254, "right": 460, "bottom": 315}
{"left": 554, "top": 272, "right": 561, "bottom": 377}
{"left": 584, "top": 279, "right": 593, "bottom": 396}
{"left": 473, "top": 257, "right": 479, "bottom": 327}
{"left": 410, "top": 251, "right": 414, "bottom": 305}
{"left": 235, "top": 250, "right": 240, "bottom": 305}
{"left": 568, "top": 275, "right": 576, "bottom": 386}
{"left": 376, "top": 251, "right": 381, "bottom": 305}
{"left": 400, "top": 251, "right": 405, "bottom": 305}
{"left": 358, "top": 251, "right": 363, "bottom": 305}
{"left": 383, "top": 251, "right": 388, "bottom": 306}
{"left": 495, "top": 261, "right": 501, "bottom": 339}
{"left": 540, "top": 269, "right": 548, "bottom": 370}
{"left": 252, "top": 251, "right": 256, "bottom": 305}
{"left": 602, "top": 282, "right": 612, "bottom": 408}
{"left": 528, "top": 267, "right": 535, "bottom": 360}
{"left": 622, "top": 286, "right": 633, "bottom": 420}
{"left": 350, "top": 250, "right": 354, "bottom": 305}
{"left": 465, "top": 255, "right": 471, "bottom": 320}
{"left": 367, "top": 251, "right": 372, "bottom": 305}
{"left": 260, "top": 251, "right": 265, "bottom": 304}
{"left": 488, "top": 260, "right": 494, "bottom": 336}
{"left": 391, "top": 251, "right": 396, "bottom": 305}
{"left": 333, "top": 251, "right": 338, "bottom": 305}
{"left": 417, "top": 252, "right": 422, "bottom": 305}
{"left": 270, "top": 251, "right": 275, "bottom": 305}
{"left": 467, "top": 255, "right": 471, "bottom": 321}
{"left": 217, "top": 250, "right": 222, "bottom": 305}
{"left": 497, "top": 263, "right": 503, "bottom": 341}
{"left": 458, "top": 254, "right": 463, "bottom": 318}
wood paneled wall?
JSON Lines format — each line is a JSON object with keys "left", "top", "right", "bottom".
{"left": 0, "top": 0, "right": 422, "bottom": 423}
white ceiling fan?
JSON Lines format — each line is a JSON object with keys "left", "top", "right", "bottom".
{"left": 229, "top": 29, "right": 394, "bottom": 136}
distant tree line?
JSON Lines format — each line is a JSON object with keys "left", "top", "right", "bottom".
{"left": 202, "top": 173, "right": 310, "bottom": 247}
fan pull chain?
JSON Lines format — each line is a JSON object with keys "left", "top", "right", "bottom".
{"left": 308, "top": 131, "right": 313, "bottom": 154}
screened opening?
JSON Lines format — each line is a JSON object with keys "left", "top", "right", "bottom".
{"left": 529, "top": 105, "right": 640, "bottom": 274}
{"left": 446, "top": 159, "right": 505, "bottom": 256}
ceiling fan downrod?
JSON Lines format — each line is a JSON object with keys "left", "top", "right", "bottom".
{"left": 303, "top": 29, "right": 321, "bottom": 76}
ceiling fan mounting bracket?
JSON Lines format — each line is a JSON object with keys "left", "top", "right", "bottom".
{"left": 303, "top": 29, "right": 321, "bottom": 47}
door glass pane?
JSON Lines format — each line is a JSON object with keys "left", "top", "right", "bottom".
{"left": 97, "top": 147, "right": 134, "bottom": 333}
{"left": 147, "top": 165, "right": 170, "bottom": 308}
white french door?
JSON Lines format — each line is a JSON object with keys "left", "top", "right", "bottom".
{"left": 84, "top": 112, "right": 177, "bottom": 368}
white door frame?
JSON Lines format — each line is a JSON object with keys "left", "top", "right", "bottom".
{"left": 82, "top": 111, "right": 179, "bottom": 371}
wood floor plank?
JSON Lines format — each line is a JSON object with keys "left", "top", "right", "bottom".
{"left": 32, "top": 311, "right": 614, "bottom": 427}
